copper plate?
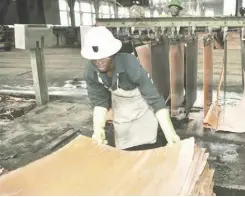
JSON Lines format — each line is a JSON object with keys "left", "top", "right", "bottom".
{"left": 204, "top": 70, "right": 245, "bottom": 133}
{"left": 151, "top": 38, "right": 170, "bottom": 100}
{"left": 169, "top": 37, "right": 185, "bottom": 116}
{"left": 0, "top": 136, "right": 214, "bottom": 195}
{"left": 203, "top": 35, "right": 213, "bottom": 117}
{"left": 135, "top": 44, "right": 152, "bottom": 75}
{"left": 185, "top": 36, "right": 198, "bottom": 114}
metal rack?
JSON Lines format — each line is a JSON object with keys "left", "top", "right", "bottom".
{"left": 96, "top": 16, "right": 245, "bottom": 28}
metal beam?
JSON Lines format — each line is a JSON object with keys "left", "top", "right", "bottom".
{"left": 96, "top": 17, "right": 245, "bottom": 28}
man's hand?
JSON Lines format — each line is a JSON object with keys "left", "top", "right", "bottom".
{"left": 155, "top": 108, "right": 181, "bottom": 145}
{"left": 165, "top": 132, "right": 180, "bottom": 146}
{"left": 92, "top": 127, "right": 108, "bottom": 145}
{"left": 93, "top": 106, "right": 108, "bottom": 145}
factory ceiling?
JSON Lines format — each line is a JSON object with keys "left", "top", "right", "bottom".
{"left": 116, "top": 0, "right": 224, "bottom": 7}
{"left": 117, "top": 0, "right": 150, "bottom": 7}
{"left": 198, "top": 0, "right": 223, "bottom": 3}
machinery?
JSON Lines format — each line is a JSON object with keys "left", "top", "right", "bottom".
{"left": 95, "top": 16, "right": 245, "bottom": 121}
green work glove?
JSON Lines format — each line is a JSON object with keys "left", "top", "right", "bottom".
{"left": 155, "top": 108, "right": 180, "bottom": 145}
{"left": 92, "top": 106, "right": 108, "bottom": 145}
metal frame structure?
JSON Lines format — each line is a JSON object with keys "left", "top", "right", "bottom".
{"left": 96, "top": 17, "right": 245, "bottom": 28}
{"left": 95, "top": 16, "right": 245, "bottom": 119}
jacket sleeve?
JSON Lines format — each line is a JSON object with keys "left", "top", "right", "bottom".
{"left": 85, "top": 70, "right": 110, "bottom": 109}
{"left": 125, "top": 54, "right": 167, "bottom": 113}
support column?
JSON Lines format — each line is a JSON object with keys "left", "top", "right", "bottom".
{"left": 67, "top": 0, "right": 75, "bottom": 26}
{"left": 94, "top": 0, "right": 100, "bottom": 19}
{"left": 113, "top": 2, "right": 118, "bottom": 18}
{"left": 240, "top": 30, "right": 245, "bottom": 88}
{"left": 29, "top": 38, "right": 49, "bottom": 105}
{"left": 150, "top": 8, "right": 154, "bottom": 17}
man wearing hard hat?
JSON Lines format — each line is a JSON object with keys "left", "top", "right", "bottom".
{"left": 82, "top": 26, "right": 180, "bottom": 150}
{"left": 168, "top": 0, "right": 184, "bottom": 17}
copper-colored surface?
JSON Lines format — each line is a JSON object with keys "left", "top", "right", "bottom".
{"left": 216, "top": 76, "right": 245, "bottom": 132}
{"left": 0, "top": 136, "right": 214, "bottom": 196}
{"left": 203, "top": 65, "right": 224, "bottom": 129}
{"left": 203, "top": 35, "right": 213, "bottom": 118}
{"left": 169, "top": 39, "right": 185, "bottom": 117}
{"left": 204, "top": 66, "right": 245, "bottom": 132}
{"left": 203, "top": 103, "right": 221, "bottom": 129}
{"left": 198, "top": 32, "right": 241, "bottom": 50}
{"left": 135, "top": 44, "right": 152, "bottom": 75}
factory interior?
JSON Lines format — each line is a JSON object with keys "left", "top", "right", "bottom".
{"left": 1, "top": 0, "right": 245, "bottom": 195}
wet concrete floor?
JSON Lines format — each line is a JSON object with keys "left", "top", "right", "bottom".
{"left": 172, "top": 115, "right": 245, "bottom": 196}
{"left": 0, "top": 47, "right": 245, "bottom": 195}
{"left": 1, "top": 87, "right": 245, "bottom": 195}
{"left": 181, "top": 131, "right": 245, "bottom": 195}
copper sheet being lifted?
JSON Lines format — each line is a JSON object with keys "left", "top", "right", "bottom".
{"left": 185, "top": 36, "right": 198, "bottom": 114}
{"left": 151, "top": 39, "right": 170, "bottom": 100}
{"left": 0, "top": 136, "right": 215, "bottom": 196}
{"left": 135, "top": 44, "right": 152, "bottom": 75}
{"left": 203, "top": 70, "right": 245, "bottom": 133}
{"left": 203, "top": 35, "right": 213, "bottom": 117}
{"left": 169, "top": 38, "right": 185, "bottom": 116}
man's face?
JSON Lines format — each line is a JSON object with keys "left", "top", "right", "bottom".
{"left": 92, "top": 57, "right": 112, "bottom": 72}
{"left": 170, "top": 6, "right": 180, "bottom": 16}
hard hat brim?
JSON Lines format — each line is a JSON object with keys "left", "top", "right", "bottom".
{"left": 81, "top": 38, "right": 122, "bottom": 60}
{"left": 168, "top": 4, "right": 183, "bottom": 10}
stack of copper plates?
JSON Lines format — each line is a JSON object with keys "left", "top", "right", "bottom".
{"left": 0, "top": 136, "right": 215, "bottom": 196}
{"left": 203, "top": 69, "right": 245, "bottom": 133}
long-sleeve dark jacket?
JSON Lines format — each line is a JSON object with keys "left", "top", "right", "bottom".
{"left": 84, "top": 53, "right": 166, "bottom": 113}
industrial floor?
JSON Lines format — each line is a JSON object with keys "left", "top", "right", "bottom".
{"left": 0, "top": 46, "right": 244, "bottom": 92}
{"left": 0, "top": 46, "right": 245, "bottom": 195}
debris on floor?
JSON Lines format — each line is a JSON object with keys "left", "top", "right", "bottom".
{"left": 0, "top": 100, "right": 93, "bottom": 171}
{"left": 0, "top": 136, "right": 215, "bottom": 196}
{"left": 0, "top": 95, "right": 36, "bottom": 122}
{"left": 63, "top": 78, "right": 87, "bottom": 89}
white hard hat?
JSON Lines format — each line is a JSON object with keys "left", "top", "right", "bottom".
{"left": 81, "top": 26, "right": 122, "bottom": 60}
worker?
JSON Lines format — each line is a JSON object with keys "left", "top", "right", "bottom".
{"left": 168, "top": 0, "right": 183, "bottom": 17}
{"left": 82, "top": 26, "right": 180, "bottom": 150}
{"left": 166, "top": 0, "right": 185, "bottom": 34}
{"left": 129, "top": 0, "right": 145, "bottom": 18}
